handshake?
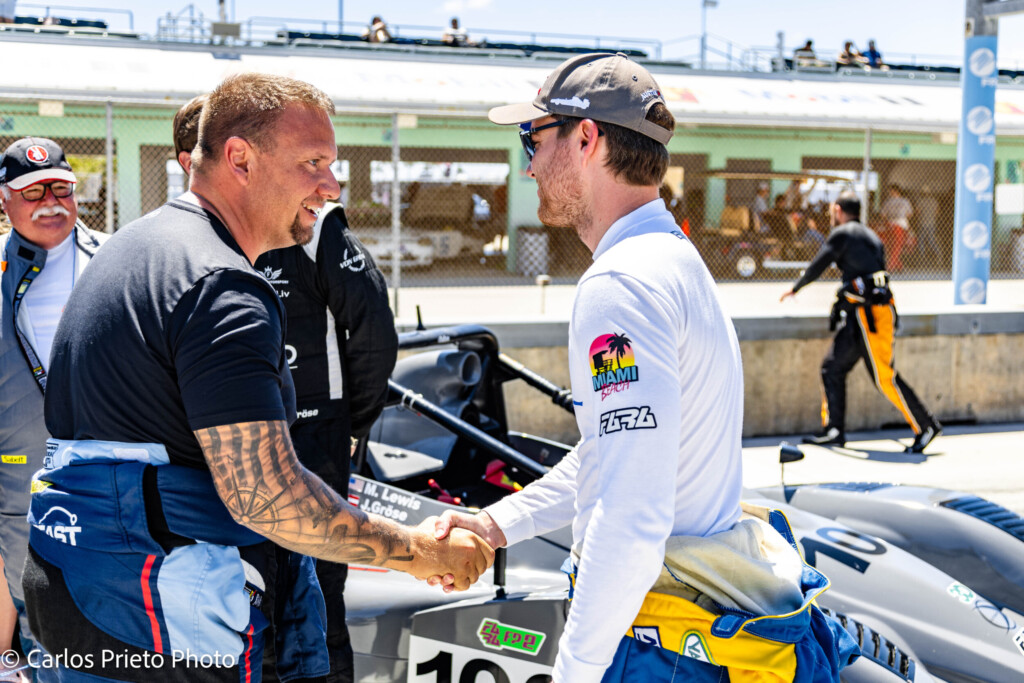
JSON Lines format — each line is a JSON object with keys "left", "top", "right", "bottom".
{"left": 401, "top": 511, "right": 509, "bottom": 592}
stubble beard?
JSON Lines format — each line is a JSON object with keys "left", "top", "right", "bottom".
{"left": 290, "top": 215, "right": 314, "bottom": 246}
{"left": 536, "top": 143, "right": 590, "bottom": 239}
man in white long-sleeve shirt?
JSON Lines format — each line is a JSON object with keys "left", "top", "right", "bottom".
{"left": 434, "top": 52, "right": 745, "bottom": 680}
{"left": 434, "top": 52, "right": 857, "bottom": 683}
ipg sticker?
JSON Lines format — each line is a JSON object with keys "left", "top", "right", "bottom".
{"left": 478, "top": 618, "right": 545, "bottom": 656}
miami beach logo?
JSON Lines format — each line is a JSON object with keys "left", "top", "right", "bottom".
{"left": 590, "top": 332, "right": 638, "bottom": 397}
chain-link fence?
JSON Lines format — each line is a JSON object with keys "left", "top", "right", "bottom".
{"left": 3, "top": 96, "right": 1023, "bottom": 296}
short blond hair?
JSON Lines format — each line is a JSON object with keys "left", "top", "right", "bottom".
{"left": 192, "top": 73, "right": 335, "bottom": 172}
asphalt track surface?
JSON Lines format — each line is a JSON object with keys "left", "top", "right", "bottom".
{"left": 741, "top": 423, "right": 1024, "bottom": 515}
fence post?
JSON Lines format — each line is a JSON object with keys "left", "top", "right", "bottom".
{"left": 390, "top": 112, "right": 401, "bottom": 316}
{"left": 861, "top": 127, "right": 872, "bottom": 225}
{"left": 105, "top": 99, "right": 115, "bottom": 234}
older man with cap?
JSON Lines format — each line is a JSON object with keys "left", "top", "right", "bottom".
{"left": 0, "top": 136, "right": 106, "bottom": 672}
{"left": 434, "top": 53, "right": 857, "bottom": 682}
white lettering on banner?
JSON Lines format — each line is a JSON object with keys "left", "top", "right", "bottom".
{"left": 296, "top": 409, "right": 319, "bottom": 419}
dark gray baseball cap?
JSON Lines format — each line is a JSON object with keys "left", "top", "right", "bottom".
{"left": 489, "top": 52, "right": 673, "bottom": 145}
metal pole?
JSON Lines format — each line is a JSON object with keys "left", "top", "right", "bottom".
{"left": 105, "top": 99, "right": 115, "bottom": 234}
{"left": 390, "top": 113, "right": 401, "bottom": 316}
{"left": 700, "top": 2, "right": 707, "bottom": 69}
{"left": 861, "top": 127, "right": 872, "bottom": 225}
{"left": 338, "top": 0, "right": 343, "bottom": 31}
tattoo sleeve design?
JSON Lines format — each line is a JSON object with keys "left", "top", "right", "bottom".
{"left": 195, "top": 420, "right": 413, "bottom": 565}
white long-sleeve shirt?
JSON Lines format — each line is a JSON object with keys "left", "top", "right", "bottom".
{"left": 486, "top": 200, "right": 744, "bottom": 682}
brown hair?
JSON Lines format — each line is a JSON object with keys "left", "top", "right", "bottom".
{"left": 192, "top": 73, "right": 335, "bottom": 172}
{"left": 556, "top": 103, "right": 675, "bottom": 186}
{"left": 173, "top": 93, "right": 208, "bottom": 159}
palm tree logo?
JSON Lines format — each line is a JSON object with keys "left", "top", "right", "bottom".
{"left": 606, "top": 333, "right": 632, "bottom": 370}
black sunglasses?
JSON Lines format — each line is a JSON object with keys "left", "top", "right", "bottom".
{"left": 519, "top": 119, "right": 604, "bottom": 161}
{"left": 519, "top": 120, "right": 567, "bottom": 161}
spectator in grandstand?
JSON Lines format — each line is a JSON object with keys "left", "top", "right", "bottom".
{"left": 442, "top": 17, "right": 471, "bottom": 47}
{"left": 793, "top": 39, "right": 829, "bottom": 69}
{"left": 837, "top": 41, "right": 868, "bottom": 68}
{"left": 362, "top": 15, "right": 392, "bottom": 43}
{"left": 864, "top": 40, "right": 886, "bottom": 69}
{"left": 878, "top": 184, "right": 913, "bottom": 271}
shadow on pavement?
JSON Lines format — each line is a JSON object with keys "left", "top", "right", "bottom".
{"left": 824, "top": 443, "right": 933, "bottom": 464}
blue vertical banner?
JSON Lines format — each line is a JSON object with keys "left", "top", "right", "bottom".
{"left": 953, "top": 35, "right": 997, "bottom": 305}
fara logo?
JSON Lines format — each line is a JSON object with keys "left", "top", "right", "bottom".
{"left": 969, "top": 48, "right": 996, "bottom": 78}
{"left": 478, "top": 619, "right": 545, "bottom": 656}
{"left": 962, "top": 221, "right": 989, "bottom": 251}
{"left": 959, "top": 278, "right": 986, "bottom": 305}
{"left": 964, "top": 163, "right": 992, "bottom": 194}
{"left": 966, "top": 106, "right": 994, "bottom": 137}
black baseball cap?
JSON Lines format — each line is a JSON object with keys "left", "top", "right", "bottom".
{"left": 0, "top": 137, "right": 77, "bottom": 191}
{"left": 489, "top": 52, "right": 673, "bottom": 145}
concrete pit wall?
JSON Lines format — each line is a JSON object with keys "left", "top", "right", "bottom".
{"left": 483, "top": 312, "right": 1024, "bottom": 445}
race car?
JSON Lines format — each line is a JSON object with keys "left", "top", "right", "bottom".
{"left": 346, "top": 324, "right": 1024, "bottom": 682}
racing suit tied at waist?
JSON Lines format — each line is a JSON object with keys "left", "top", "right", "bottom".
{"left": 830, "top": 271, "right": 895, "bottom": 334}
{"left": 589, "top": 503, "right": 859, "bottom": 682}
{"left": 29, "top": 439, "right": 329, "bottom": 677}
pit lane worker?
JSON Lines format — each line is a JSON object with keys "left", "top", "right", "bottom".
{"left": 782, "top": 191, "right": 941, "bottom": 453}
{"left": 253, "top": 204, "right": 396, "bottom": 683}
{"left": 435, "top": 53, "right": 858, "bottom": 682}
{"left": 22, "top": 73, "right": 492, "bottom": 682}
{"left": 0, "top": 137, "right": 106, "bottom": 669}
{"left": 174, "top": 95, "right": 398, "bottom": 683}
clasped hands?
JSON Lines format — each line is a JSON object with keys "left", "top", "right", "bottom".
{"left": 405, "top": 511, "right": 508, "bottom": 592}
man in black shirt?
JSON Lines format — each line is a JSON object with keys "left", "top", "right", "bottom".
{"left": 175, "top": 98, "right": 398, "bottom": 683}
{"left": 24, "top": 73, "right": 492, "bottom": 682}
{"left": 781, "top": 192, "right": 941, "bottom": 453}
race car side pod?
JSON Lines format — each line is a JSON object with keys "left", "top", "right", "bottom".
{"left": 387, "top": 379, "right": 549, "bottom": 480}
{"left": 497, "top": 352, "right": 575, "bottom": 414}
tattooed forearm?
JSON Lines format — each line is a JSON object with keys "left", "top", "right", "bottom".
{"left": 195, "top": 420, "right": 414, "bottom": 566}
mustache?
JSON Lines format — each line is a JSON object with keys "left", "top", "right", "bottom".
{"left": 31, "top": 205, "right": 72, "bottom": 221}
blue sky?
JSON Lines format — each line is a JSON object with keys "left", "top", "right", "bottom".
{"left": 25, "top": 0, "right": 1024, "bottom": 67}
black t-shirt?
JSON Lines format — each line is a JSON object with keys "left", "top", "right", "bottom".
{"left": 45, "top": 200, "right": 296, "bottom": 469}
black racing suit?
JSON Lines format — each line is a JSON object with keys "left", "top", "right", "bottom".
{"left": 255, "top": 203, "right": 397, "bottom": 683}
{"left": 791, "top": 220, "right": 937, "bottom": 436}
